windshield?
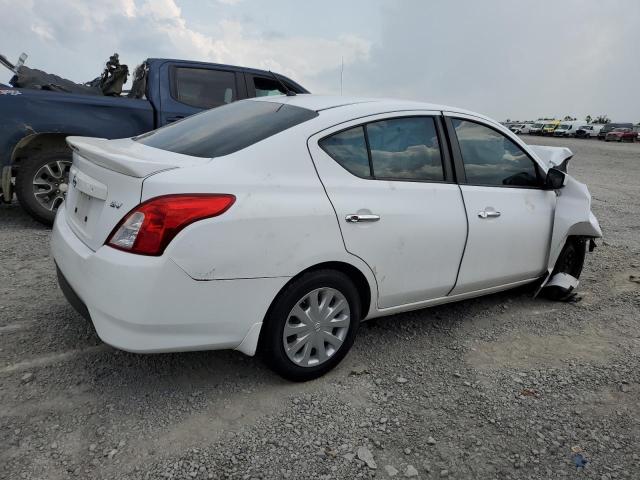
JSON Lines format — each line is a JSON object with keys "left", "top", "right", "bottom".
{"left": 533, "top": 123, "right": 543, "bottom": 128}
{"left": 558, "top": 124, "right": 569, "bottom": 130}
{"left": 136, "top": 100, "right": 318, "bottom": 158}
{"left": 544, "top": 124, "right": 556, "bottom": 128}
{"left": 612, "top": 128, "right": 627, "bottom": 132}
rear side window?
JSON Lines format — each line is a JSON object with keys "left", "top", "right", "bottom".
{"left": 136, "top": 100, "right": 318, "bottom": 158}
{"left": 452, "top": 119, "right": 540, "bottom": 187}
{"left": 319, "top": 116, "right": 445, "bottom": 182}
{"left": 173, "top": 68, "right": 236, "bottom": 109}
{"left": 318, "top": 127, "right": 370, "bottom": 177}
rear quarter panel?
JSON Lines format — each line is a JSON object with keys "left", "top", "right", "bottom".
{"left": 141, "top": 127, "right": 376, "bottom": 288}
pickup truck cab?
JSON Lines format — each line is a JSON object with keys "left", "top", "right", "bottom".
{"left": 0, "top": 58, "right": 308, "bottom": 224}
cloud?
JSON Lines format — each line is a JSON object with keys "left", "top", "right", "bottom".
{"left": 0, "top": 0, "right": 370, "bottom": 89}
{"left": 305, "top": 0, "right": 639, "bottom": 121}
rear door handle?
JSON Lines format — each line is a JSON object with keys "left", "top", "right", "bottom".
{"left": 478, "top": 209, "right": 501, "bottom": 219}
{"left": 345, "top": 214, "right": 380, "bottom": 223}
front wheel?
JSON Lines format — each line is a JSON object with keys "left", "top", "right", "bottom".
{"left": 15, "top": 147, "right": 72, "bottom": 226}
{"left": 260, "top": 270, "right": 361, "bottom": 381}
{"left": 542, "top": 237, "right": 587, "bottom": 300}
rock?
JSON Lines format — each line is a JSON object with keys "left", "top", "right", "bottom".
{"left": 350, "top": 364, "right": 369, "bottom": 375}
{"left": 440, "top": 469, "right": 449, "bottom": 477}
{"left": 20, "top": 373, "right": 34, "bottom": 384}
{"left": 405, "top": 465, "right": 419, "bottom": 477}
{"left": 384, "top": 465, "right": 399, "bottom": 477}
{"left": 357, "top": 446, "right": 377, "bottom": 469}
{"left": 88, "top": 444, "right": 96, "bottom": 452}
{"left": 396, "top": 377, "right": 408, "bottom": 384}
{"left": 427, "top": 436, "right": 436, "bottom": 445}
{"left": 404, "top": 447, "right": 411, "bottom": 455}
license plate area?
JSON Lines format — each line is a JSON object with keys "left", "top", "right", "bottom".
{"left": 73, "top": 191, "right": 92, "bottom": 225}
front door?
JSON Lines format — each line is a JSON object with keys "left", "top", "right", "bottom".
{"left": 446, "top": 115, "right": 556, "bottom": 295}
{"left": 308, "top": 113, "right": 467, "bottom": 309}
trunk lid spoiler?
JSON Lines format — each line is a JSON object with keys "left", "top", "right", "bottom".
{"left": 66, "top": 136, "right": 211, "bottom": 178}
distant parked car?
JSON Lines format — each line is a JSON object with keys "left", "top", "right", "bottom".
{"left": 605, "top": 128, "right": 636, "bottom": 142}
{"left": 529, "top": 123, "right": 544, "bottom": 135}
{"left": 575, "top": 125, "right": 603, "bottom": 139}
{"left": 553, "top": 121, "right": 583, "bottom": 137}
{"left": 598, "top": 123, "right": 634, "bottom": 140}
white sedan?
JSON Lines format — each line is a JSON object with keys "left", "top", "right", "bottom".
{"left": 51, "top": 95, "right": 602, "bottom": 381}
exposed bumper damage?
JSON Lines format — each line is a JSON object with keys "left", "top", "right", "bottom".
{"left": 530, "top": 146, "right": 603, "bottom": 300}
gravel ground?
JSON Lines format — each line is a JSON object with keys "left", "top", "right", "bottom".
{"left": 1, "top": 137, "right": 639, "bottom": 480}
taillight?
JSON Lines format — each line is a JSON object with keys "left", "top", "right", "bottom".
{"left": 106, "top": 194, "right": 235, "bottom": 256}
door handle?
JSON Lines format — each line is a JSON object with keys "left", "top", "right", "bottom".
{"left": 167, "top": 115, "right": 185, "bottom": 123}
{"left": 478, "top": 210, "right": 501, "bottom": 219}
{"left": 345, "top": 214, "right": 380, "bottom": 223}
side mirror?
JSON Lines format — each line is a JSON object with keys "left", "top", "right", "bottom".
{"left": 545, "top": 167, "right": 566, "bottom": 190}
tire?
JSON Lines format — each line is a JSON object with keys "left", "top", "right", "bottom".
{"left": 15, "top": 147, "right": 72, "bottom": 226}
{"left": 542, "top": 237, "right": 587, "bottom": 300}
{"left": 260, "top": 269, "right": 361, "bottom": 381}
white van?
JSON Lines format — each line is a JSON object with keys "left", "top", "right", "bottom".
{"left": 575, "top": 124, "right": 603, "bottom": 139}
{"left": 509, "top": 123, "right": 532, "bottom": 134}
{"left": 553, "top": 121, "right": 583, "bottom": 137}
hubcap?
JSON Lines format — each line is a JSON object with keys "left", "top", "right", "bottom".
{"left": 32, "top": 160, "right": 72, "bottom": 212}
{"left": 283, "top": 288, "right": 350, "bottom": 367}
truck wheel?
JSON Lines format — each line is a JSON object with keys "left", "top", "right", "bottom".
{"left": 15, "top": 147, "right": 72, "bottom": 226}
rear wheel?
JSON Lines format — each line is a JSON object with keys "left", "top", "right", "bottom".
{"left": 260, "top": 270, "right": 360, "bottom": 381}
{"left": 15, "top": 147, "right": 72, "bottom": 226}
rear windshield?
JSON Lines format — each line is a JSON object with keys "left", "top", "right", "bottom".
{"left": 136, "top": 100, "right": 318, "bottom": 158}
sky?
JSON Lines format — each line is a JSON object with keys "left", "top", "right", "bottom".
{"left": 1, "top": 0, "right": 638, "bottom": 122}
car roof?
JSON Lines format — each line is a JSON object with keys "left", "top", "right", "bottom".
{"left": 249, "top": 94, "right": 489, "bottom": 119}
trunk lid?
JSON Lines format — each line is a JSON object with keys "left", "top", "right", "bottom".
{"left": 64, "top": 136, "right": 211, "bottom": 251}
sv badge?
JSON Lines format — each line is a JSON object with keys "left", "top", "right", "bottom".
{"left": 109, "top": 201, "right": 123, "bottom": 209}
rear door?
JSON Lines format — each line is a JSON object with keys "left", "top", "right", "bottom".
{"left": 158, "top": 63, "right": 246, "bottom": 126}
{"left": 445, "top": 114, "right": 555, "bottom": 294}
{"left": 308, "top": 112, "right": 467, "bottom": 309}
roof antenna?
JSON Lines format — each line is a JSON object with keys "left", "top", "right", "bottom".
{"left": 268, "top": 70, "right": 296, "bottom": 96}
{"left": 340, "top": 56, "right": 344, "bottom": 96}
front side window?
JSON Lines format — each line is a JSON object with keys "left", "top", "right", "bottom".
{"left": 254, "top": 77, "right": 288, "bottom": 97}
{"left": 136, "top": 100, "right": 318, "bottom": 158}
{"left": 173, "top": 68, "right": 236, "bottom": 109}
{"left": 452, "top": 119, "right": 540, "bottom": 188}
{"left": 367, "top": 117, "right": 444, "bottom": 181}
{"left": 319, "top": 116, "right": 445, "bottom": 182}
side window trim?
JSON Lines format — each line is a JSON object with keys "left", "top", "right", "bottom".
{"left": 319, "top": 114, "right": 455, "bottom": 184}
{"left": 444, "top": 114, "right": 545, "bottom": 189}
{"left": 169, "top": 65, "right": 240, "bottom": 109}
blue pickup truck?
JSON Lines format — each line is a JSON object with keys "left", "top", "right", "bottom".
{"left": 0, "top": 57, "right": 308, "bottom": 224}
